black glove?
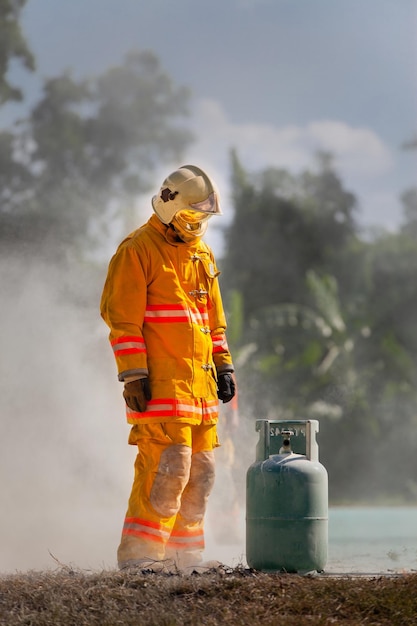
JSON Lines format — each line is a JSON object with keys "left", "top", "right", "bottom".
{"left": 123, "top": 378, "right": 152, "bottom": 412}
{"left": 217, "top": 373, "right": 236, "bottom": 403}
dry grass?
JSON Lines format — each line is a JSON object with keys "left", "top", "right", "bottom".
{"left": 0, "top": 568, "right": 417, "bottom": 626}
{"left": 1, "top": 566, "right": 416, "bottom": 626}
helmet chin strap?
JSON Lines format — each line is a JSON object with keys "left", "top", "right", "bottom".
{"left": 169, "top": 223, "right": 201, "bottom": 244}
{"left": 170, "top": 213, "right": 208, "bottom": 243}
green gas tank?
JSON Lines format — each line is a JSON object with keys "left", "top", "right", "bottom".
{"left": 246, "top": 419, "right": 328, "bottom": 573}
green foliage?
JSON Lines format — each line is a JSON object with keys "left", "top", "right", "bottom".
{"left": 223, "top": 153, "right": 417, "bottom": 503}
{"left": 0, "top": 0, "right": 35, "bottom": 104}
{"left": 0, "top": 50, "right": 193, "bottom": 258}
{"left": 400, "top": 188, "right": 417, "bottom": 237}
{"left": 225, "top": 289, "right": 244, "bottom": 349}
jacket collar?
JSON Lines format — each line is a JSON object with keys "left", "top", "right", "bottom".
{"left": 148, "top": 214, "right": 206, "bottom": 249}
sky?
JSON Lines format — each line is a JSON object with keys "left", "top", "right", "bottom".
{"left": 4, "top": 0, "right": 417, "bottom": 253}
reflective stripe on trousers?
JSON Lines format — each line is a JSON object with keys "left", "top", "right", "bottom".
{"left": 117, "top": 421, "right": 218, "bottom": 568}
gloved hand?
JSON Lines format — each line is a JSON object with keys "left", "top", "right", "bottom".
{"left": 217, "top": 373, "right": 236, "bottom": 403}
{"left": 123, "top": 378, "right": 152, "bottom": 412}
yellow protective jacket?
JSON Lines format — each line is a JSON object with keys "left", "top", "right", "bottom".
{"left": 100, "top": 214, "right": 234, "bottom": 426}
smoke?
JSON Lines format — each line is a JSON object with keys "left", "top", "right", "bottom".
{"left": 0, "top": 255, "right": 132, "bottom": 572}
{"left": 0, "top": 253, "right": 251, "bottom": 573}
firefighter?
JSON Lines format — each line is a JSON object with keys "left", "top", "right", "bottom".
{"left": 100, "top": 165, "right": 236, "bottom": 572}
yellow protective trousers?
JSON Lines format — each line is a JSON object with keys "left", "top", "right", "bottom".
{"left": 117, "top": 421, "right": 218, "bottom": 569}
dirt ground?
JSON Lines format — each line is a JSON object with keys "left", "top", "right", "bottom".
{"left": 0, "top": 565, "right": 416, "bottom": 625}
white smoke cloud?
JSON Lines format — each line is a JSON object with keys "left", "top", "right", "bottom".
{"left": 0, "top": 258, "right": 133, "bottom": 572}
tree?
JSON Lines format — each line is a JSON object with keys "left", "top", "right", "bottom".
{"left": 400, "top": 135, "right": 417, "bottom": 237}
{"left": 0, "top": 0, "right": 35, "bottom": 104}
{"left": 222, "top": 153, "right": 417, "bottom": 502}
{"left": 400, "top": 189, "right": 417, "bottom": 237}
{"left": 222, "top": 150, "right": 359, "bottom": 323}
{"left": 0, "top": 51, "right": 193, "bottom": 259}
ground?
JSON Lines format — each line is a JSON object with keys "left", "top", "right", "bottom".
{"left": 1, "top": 566, "right": 416, "bottom": 625}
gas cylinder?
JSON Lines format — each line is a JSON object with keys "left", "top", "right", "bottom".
{"left": 246, "top": 419, "right": 328, "bottom": 573}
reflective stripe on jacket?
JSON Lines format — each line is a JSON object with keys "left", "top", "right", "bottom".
{"left": 100, "top": 214, "right": 234, "bottom": 425}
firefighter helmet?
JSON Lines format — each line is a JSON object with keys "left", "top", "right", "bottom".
{"left": 152, "top": 165, "right": 222, "bottom": 242}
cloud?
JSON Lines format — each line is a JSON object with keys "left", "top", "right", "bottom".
{"left": 307, "top": 121, "right": 394, "bottom": 178}
{"left": 137, "top": 97, "right": 402, "bottom": 256}
{"left": 186, "top": 98, "right": 393, "bottom": 179}
{"left": 180, "top": 98, "right": 400, "bottom": 252}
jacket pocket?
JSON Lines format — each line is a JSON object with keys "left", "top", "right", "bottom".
{"left": 200, "top": 256, "right": 220, "bottom": 279}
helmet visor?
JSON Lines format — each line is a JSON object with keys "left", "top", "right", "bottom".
{"left": 189, "top": 191, "right": 222, "bottom": 216}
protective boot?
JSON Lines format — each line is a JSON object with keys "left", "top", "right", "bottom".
{"left": 117, "top": 535, "right": 166, "bottom": 570}
{"left": 118, "top": 557, "right": 177, "bottom": 573}
{"left": 165, "top": 542, "right": 223, "bottom": 573}
{"left": 180, "top": 559, "right": 223, "bottom": 574}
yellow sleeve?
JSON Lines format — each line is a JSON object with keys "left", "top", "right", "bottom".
{"left": 100, "top": 242, "right": 149, "bottom": 381}
{"left": 207, "top": 254, "right": 234, "bottom": 374}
